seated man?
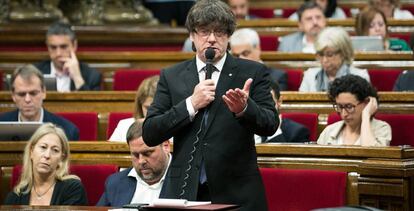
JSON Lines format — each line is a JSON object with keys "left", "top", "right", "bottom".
{"left": 257, "top": 81, "right": 310, "bottom": 143}
{"left": 97, "top": 120, "right": 171, "bottom": 207}
{"left": 230, "top": 28, "right": 288, "bottom": 90}
{"left": 226, "top": 0, "right": 255, "bottom": 20}
{"left": 0, "top": 64, "right": 79, "bottom": 140}
{"left": 35, "top": 21, "right": 102, "bottom": 92}
{"left": 278, "top": 1, "right": 326, "bottom": 53}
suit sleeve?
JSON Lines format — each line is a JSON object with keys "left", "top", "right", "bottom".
{"left": 78, "top": 64, "right": 102, "bottom": 91}
{"left": 143, "top": 70, "right": 193, "bottom": 147}
{"left": 238, "top": 65, "right": 279, "bottom": 136}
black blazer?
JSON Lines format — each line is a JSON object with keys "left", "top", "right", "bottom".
{"left": 143, "top": 54, "right": 278, "bottom": 211}
{"left": 266, "top": 118, "right": 310, "bottom": 143}
{"left": 4, "top": 179, "right": 88, "bottom": 205}
{"left": 0, "top": 109, "right": 79, "bottom": 140}
{"left": 393, "top": 70, "right": 414, "bottom": 91}
{"left": 35, "top": 60, "right": 102, "bottom": 91}
{"left": 268, "top": 67, "right": 288, "bottom": 91}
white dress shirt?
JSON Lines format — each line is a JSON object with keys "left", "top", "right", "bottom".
{"left": 48, "top": 62, "right": 71, "bottom": 92}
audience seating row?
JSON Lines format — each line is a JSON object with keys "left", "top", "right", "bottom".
{"left": 111, "top": 68, "right": 402, "bottom": 92}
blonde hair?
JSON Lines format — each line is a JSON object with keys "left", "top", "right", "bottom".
{"left": 315, "top": 27, "right": 354, "bottom": 65}
{"left": 14, "top": 123, "right": 79, "bottom": 195}
{"left": 134, "top": 75, "right": 159, "bottom": 119}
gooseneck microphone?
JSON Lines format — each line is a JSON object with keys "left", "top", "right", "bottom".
{"left": 205, "top": 47, "right": 215, "bottom": 80}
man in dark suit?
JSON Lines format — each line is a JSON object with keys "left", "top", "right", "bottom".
{"left": 260, "top": 81, "right": 310, "bottom": 143}
{"left": 0, "top": 64, "right": 79, "bottom": 140}
{"left": 142, "top": 0, "right": 278, "bottom": 210}
{"left": 230, "top": 28, "right": 288, "bottom": 90}
{"left": 35, "top": 21, "right": 101, "bottom": 92}
{"left": 97, "top": 121, "right": 171, "bottom": 207}
{"left": 393, "top": 70, "right": 414, "bottom": 91}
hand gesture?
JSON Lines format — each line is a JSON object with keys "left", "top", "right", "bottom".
{"left": 362, "top": 96, "right": 378, "bottom": 117}
{"left": 222, "top": 78, "right": 252, "bottom": 114}
{"left": 60, "top": 51, "right": 84, "bottom": 89}
{"left": 191, "top": 79, "right": 216, "bottom": 111}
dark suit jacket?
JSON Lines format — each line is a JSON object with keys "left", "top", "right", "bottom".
{"left": 0, "top": 109, "right": 79, "bottom": 140}
{"left": 4, "top": 179, "right": 88, "bottom": 205}
{"left": 96, "top": 168, "right": 136, "bottom": 207}
{"left": 35, "top": 60, "right": 102, "bottom": 91}
{"left": 143, "top": 54, "right": 278, "bottom": 211}
{"left": 393, "top": 70, "right": 414, "bottom": 91}
{"left": 268, "top": 67, "right": 288, "bottom": 91}
{"left": 265, "top": 118, "right": 310, "bottom": 143}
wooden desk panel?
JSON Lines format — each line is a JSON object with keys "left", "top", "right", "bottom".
{"left": 0, "top": 142, "right": 414, "bottom": 210}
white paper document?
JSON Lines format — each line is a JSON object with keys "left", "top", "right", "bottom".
{"left": 152, "top": 198, "right": 211, "bottom": 208}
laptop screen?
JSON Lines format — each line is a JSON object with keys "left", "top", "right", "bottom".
{"left": 351, "top": 36, "right": 384, "bottom": 52}
{"left": 0, "top": 122, "right": 43, "bottom": 141}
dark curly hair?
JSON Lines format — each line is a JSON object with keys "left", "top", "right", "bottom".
{"left": 328, "top": 75, "right": 378, "bottom": 103}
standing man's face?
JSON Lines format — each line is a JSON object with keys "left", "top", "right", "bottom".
{"left": 228, "top": 0, "right": 249, "bottom": 19}
{"left": 12, "top": 75, "right": 46, "bottom": 121}
{"left": 299, "top": 8, "right": 326, "bottom": 38}
{"left": 46, "top": 35, "right": 77, "bottom": 71}
{"left": 129, "top": 137, "right": 170, "bottom": 185}
{"left": 190, "top": 26, "right": 230, "bottom": 63}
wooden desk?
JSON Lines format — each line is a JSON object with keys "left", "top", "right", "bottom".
{"left": 0, "top": 142, "right": 414, "bottom": 210}
{"left": 0, "top": 51, "right": 413, "bottom": 90}
{"left": 1, "top": 91, "right": 414, "bottom": 140}
{"left": 0, "top": 205, "right": 113, "bottom": 210}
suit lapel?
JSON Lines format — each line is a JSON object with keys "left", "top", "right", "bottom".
{"left": 204, "top": 54, "right": 238, "bottom": 131}
{"left": 183, "top": 58, "right": 199, "bottom": 97}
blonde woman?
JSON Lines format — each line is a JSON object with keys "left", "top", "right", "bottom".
{"left": 4, "top": 123, "right": 87, "bottom": 205}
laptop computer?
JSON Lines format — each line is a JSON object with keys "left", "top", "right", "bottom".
{"left": 351, "top": 36, "right": 384, "bottom": 52}
{"left": 0, "top": 122, "right": 43, "bottom": 141}
{"left": 4, "top": 74, "right": 57, "bottom": 91}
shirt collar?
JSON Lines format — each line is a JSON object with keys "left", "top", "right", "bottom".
{"left": 18, "top": 108, "right": 44, "bottom": 122}
{"left": 196, "top": 52, "right": 227, "bottom": 73}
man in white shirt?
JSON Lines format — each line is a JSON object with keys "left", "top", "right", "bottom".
{"left": 97, "top": 120, "right": 171, "bottom": 207}
{"left": 278, "top": 1, "right": 327, "bottom": 53}
{"left": 35, "top": 22, "right": 102, "bottom": 92}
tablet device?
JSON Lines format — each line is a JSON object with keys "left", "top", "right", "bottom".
{"left": 351, "top": 36, "right": 384, "bottom": 52}
{"left": 0, "top": 122, "right": 43, "bottom": 141}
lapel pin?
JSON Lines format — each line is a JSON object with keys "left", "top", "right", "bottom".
{"left": 229, "top": 73, "right": 232, "bottom": 77}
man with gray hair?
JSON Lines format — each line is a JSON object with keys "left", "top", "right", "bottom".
{"left": 0, "top": 64, "right": 79, "bottom": 140}
{"left": 35, "top": 21, "right": 101, "bottom": 92}
{"left": 143, "top": 0, "right": 278, "bottom": 210}
{"left": 230, "top": 28, "right": 288, "bottom": 90}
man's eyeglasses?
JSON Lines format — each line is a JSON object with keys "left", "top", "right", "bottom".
{"left": 316, "top": 50, "right": 339, "bottom": 59}
{"left": 195, "top": 29, "right": 227, "bottom": 38}
{"left": 333, "top": 102, "right": 362, "bottom": 113}
{"left": 13, "top": 90, "right": 42, "bottom": 98}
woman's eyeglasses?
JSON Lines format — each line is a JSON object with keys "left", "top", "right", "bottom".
{"left": 333, "top": 102, "right": 363, "bottom": 113}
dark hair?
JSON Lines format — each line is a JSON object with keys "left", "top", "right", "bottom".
{"left": 328, "top": 75, "right": 378, "bottom": 103}
{"left": 270, "top": 80, "right": 281, "bottom": 100}
{"left": 185, "top": 0, "right": 236, "bottom": 36}
{"left": 324, "top": 0, "right": 338, "bottom": 18}
{"left": 298, "top": 1, "right": 324, "bottom": 21}
{"left": 126, "top": 121, "right": 143, "bottom": 145}
{"left": 11, "top": 64, "right": 45, "bottom": 92}
{"left": 355, "top": 6, "right": 388, "bottom": 37}
{"left": 47, "top": 21, "right": 76, "bottom": 42}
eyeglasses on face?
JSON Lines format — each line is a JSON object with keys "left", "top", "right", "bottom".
{"left": 195, "top": 29, "right": 227, "bottom": 38}
{"left": 332, "top": 102, "right": 363, "bottom": 113}
{"left": 316, "top": 50, "right": 340, "bottom": 59}
{"left": 13, "top": 90, "right": 42, "bottom": 98}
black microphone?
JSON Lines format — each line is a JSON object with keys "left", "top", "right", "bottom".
{"left": 205, "top": 47, "right": 215, "bottom": 80}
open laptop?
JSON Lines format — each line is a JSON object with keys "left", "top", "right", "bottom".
{"left": 0, "top": 122, "right": 43, "bottom": 141}
{"left": 351, "top": 36, "right": 384, "bottom": 52}
{"left": 4, "top": 74, "right": 57, "bottom": 91}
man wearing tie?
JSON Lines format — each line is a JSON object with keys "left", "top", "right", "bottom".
{"left": 142, "top": 0, "right": 278, "bottom": 210}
